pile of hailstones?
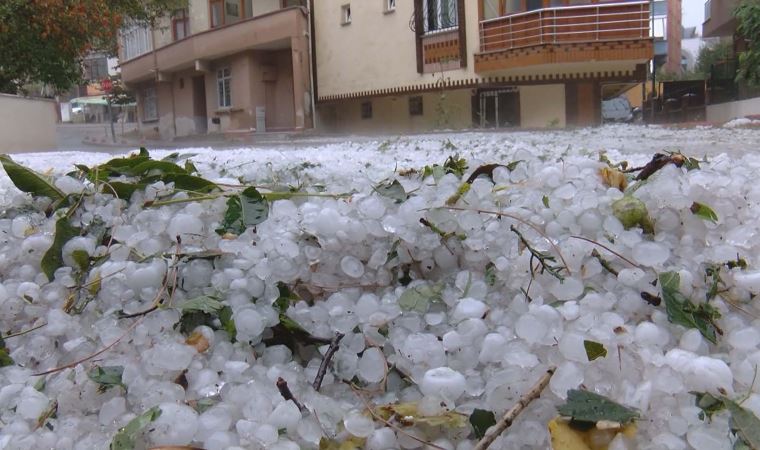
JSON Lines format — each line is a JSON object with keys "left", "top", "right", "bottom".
{"left": 1, "top": 148, "right": 760, "bottom": 450}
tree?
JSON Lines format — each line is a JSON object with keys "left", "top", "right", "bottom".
{"left": 735, "top": 0, "right": 760, "bottom": 86}
{"left": 695, "top": 40, "right": 734, "bottom": 78}
{"left": 0, "top": 0, "right": 185, "bottom": 95}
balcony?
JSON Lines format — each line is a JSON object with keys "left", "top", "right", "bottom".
{"left": 474, "top": 1, "right": 653, "bottom": 73}
{"left": 121, "top": 7, "right": 307, "bottom": 84}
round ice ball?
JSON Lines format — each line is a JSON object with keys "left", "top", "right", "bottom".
{"left": 148, "top": 403, "right": 199, "bottom": 446}
{"left": 420, "top": 367, "right": 466, "bottom": 401}
{"left": 341, "top": 255, "right": 365, "bottom": 278}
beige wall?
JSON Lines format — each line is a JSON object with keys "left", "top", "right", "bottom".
{"left": 318, "top": 89, "right": 473, "bottom": 133}
{"left": 706, "top": 97, "right": 760, "bottom": 123}
{"left": 519, "top": 84, "right": 566, "bottom": 128}
{"left": 0, "top": 94, "right": 57, "bottom": 153}
{"left": 253, "top": 0, "right": 281, "bottom": 16}
{"left": 313, "top": 0, "right": 481, "bottom": 98}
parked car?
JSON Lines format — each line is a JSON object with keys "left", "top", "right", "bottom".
{"left": 602, "top": 96, "right": 634, "bottom": 122}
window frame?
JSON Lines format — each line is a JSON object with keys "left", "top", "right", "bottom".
{"left": 409, "top": 96, "right": 424, "bottom": 116}
{"left": 217, "top": 67, "right": 232, "bottom": 108}
{"left": 360, "top": 101, "right": 372, "bottom": 119}
{"left": 171, "top": 8, "right": 190, "bottom": 41}
{"left": 341, "top": 4, "right": 352, "bottom": 25}
{"left": 143, "top": 86, "right": 158, "bottom": 122}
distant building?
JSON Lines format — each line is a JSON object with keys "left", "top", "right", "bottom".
{"left": 118, "top": 1, "right": 313, "bottom": 139}
{"left": 313, "top": 0, "right": 653, "bottom": 131}
{"left": 702, "top": 0, "right": 740, "bottom": 38}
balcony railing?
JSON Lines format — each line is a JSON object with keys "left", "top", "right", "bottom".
{"left": 479, "top": 1, "right": 650, "bottom": 53}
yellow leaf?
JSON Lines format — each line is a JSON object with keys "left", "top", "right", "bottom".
{"left": 88, "top": 273, "right": 102, "bottom": 296}
{"left": 549, "top": 417, "right": 637, "bottom": 450}
{"left": 374, "top": 402, "right": 468, "bottom": 428}
{"left": 599, "top": 167, "right": 628, "bottom": 192}
{"left": 319, "top": 436, "right": 365, "bottom": 450}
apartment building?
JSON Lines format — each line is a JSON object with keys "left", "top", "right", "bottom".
{"left": 119, "top": 0, "right": 313, "bottom": 139}
{"left": 313, "top": 0, "right": 653, "bottom": 130}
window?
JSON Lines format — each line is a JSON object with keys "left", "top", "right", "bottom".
{"left": 172, "top": 8, "right": 189, "bottom": 40}
{"left": 361, "top": 101, "right": 372, "bottom": 119}
{"left": 341, "top": 4, "right": 351, "bottom": 25}
{"left": 120, "top": 24, "right": 153, "bottom": 60}
{"left": 83, "top": 57, "right": 108, "bottom": 82}
{"left": 385, "top": 0, "right": 396, "bottom": 13}
{"left": 217, "top": 67, "right": 232, "bottom": 108}
{"left": 525, "top": 0, "right": 543, "bottom": 11}
{"left": 423, "top": 0, "right": 458, "bottom": 33}
{"left": 409, "top": 96, "right": 423, "bottom": 116}
{"left": 143, "top": 86, "right": 158, "bottom": 121}
{"left": 210, "top": 0, "right": 224, "bottom": 27}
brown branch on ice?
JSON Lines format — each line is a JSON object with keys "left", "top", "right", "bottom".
{"left": 472, "top": 366, "right": 556, "bottom": 450}
{"left": 276, "top": 377, "right": 305, "bottom": 412}
{"left": 312, "top": 332, "right": 345, "bottom": 392}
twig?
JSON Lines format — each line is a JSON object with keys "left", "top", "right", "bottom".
{"left": 32, "top": 315, "right": 147, "bottom": 376}
{"left": 570, "top": 235, "right": 639, "bottom": 268}
{"left": 473, "top": 366, "right": 556, "bottom": 450}
{"left": 348, "top": 383, "right": 446, "bottom": 450}
{"left": 511, "top": 225, "right": 566, "bottom": 282}
{"left": 443, "top": 206, "right": 571, "bottom": 275}
{"left": 591, "top": 249, "right": 619, "bottom": 277}
{"left": 3, "top": 322, "right": 47, "bottom": 339}
{"left": 312, "top": 332, "right": 345, "bottom": 391}
{"left": 276, "top": 377, "right": 305, "bottom": 412}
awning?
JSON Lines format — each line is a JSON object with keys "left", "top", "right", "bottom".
{"left": 68, "top": 96, "right": 136, "bottom": 107}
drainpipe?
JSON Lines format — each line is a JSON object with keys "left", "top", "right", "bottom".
{"left": 306, "top": 2, "right": 318, "bottom": 130}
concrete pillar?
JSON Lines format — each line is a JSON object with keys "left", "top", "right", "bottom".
{"left": 290, "top": 34, "right": 313, "bottom": 130}
{"left": 665, "top": 0, "right": 682, "bottom": 74}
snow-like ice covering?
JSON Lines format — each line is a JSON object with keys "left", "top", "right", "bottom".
{"left": 0, "top": 124, "right": 759, "bottom": 449}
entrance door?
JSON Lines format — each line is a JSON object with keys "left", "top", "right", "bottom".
{"left": 477, "top": 88, "right": 520, "bottom": 128}
{"left": 192, "top": 76, "right": 208, "bottom": 134}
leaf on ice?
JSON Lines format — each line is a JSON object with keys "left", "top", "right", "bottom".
{"left": 693, "top": 392, "right": 760, "bottom": 449}
{"left": 0, "top": 154, "right": 65, "bottom": 202}
{"left": 542, "top": 195, "right": 550, "bottom": 208}
{"left": 375, "top": 401, "right": 469, "bottom": 428}
{"left": 398, "top": 283, "right": 444, "bottom": 313}
{"left": 660, "top": 272, "right": 721, "bottom": 344}
{"left": 319, "top": 436, "right": 366, "bottom": 450}
{"left": 557, "top": 389, "right": 639, "bottom": 428}
{"left": 178, "top": 295, "right": 224, "bottom": 314}
{"left": 71, "top": 250, "right": 90, "bottom": 271}
{"left": 41, "top": 217, "right": 82, "bottom": 280}
{"left": 470, "top": 408, "right": 497, "bottom": 439}
{"left": 87, "top": 365, "right": 126, "bottom": 393}
{"left": 485, "top": 262, "right": 497, "bottom": 287}
{"left": 110, "top": 405, "right": 161, "bottom": 450}
{"left": 611, "top": 196, "right": 654, "bottom": 234}
{"left": 599, "top": 166, "right": 628, "bottom": 191}
{"left": 583, "top": 340, "right": 608, "bottom": 361}
{"left": 216, "top": 186, "right": 269, "bottom": 235}
{"left": 690, "top": 202, "right": 719, "bottom": 223}
{"left": 0, "top": 336, "right": 14, "bottom": 367}
{"left": 373, "top": 179, "right": 408, "bottom": 203}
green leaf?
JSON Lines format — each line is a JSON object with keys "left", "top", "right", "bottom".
{"left": 138, "top": 147, "right": 150, "bottom": 158}
{"left": 374, "top": 179, "right": 408, "bottom": 203}
{"left": 110, "top": 405, "right": 161, "bottom": 450}
{"left": 216, "top": 187, "right": 270, "bottom": 235}
{"left": 106, "top": 181, "right": 146, "bottom": 200}
{"left": 123, "top": 160, "right": 187, "bottom": 177}
{"left": 726, "top": 399, "right": 760, "bottom": 449}
{"left": 506, "top": 160, "right": 523, "bottom": 171}
{"left": 398, "top": 283, "right": 443, "bottom": 313}
{"left": 693, "top": 391, "right": 728, "bottom": 421}
{"left": 177, "top": 310, "right": 215, "bottom": 335}
{"left": 0, "top": 154, "right": 65, "bottom": 202}
{"left": 87, "top": 366, "right": 125, "bottom": 393}
{"left": 542, "top": 195, "right": 550, "bottom": 208}
{"left": 583, "top": 340, "right": 608, "bottom": 361}
{"left": 162, "top": 173, "right": 218, "bottom": 193}
{"left": 470, "top": 408, "right": 497, "bottom": 439}
{"left": 219, "top": 305, "right": 237, "bottom": 342}
{"left": 612, "top": 196, "right": 654, "bottom": 234}
{"left": 660, "top": 272, "right": 720, "bottom": 344}
{"left": 485, "top": 262, "right": 497, "bottom": 287}
{"left": 41, "top": 217, "right": 81, "bottom": 280}
{"left": 0, "top": 336, "right": 13, "bottom": 367}
{"left": 691, "top": 202, "right": 719, "bottom": 223}
{"left": 557, "top": 389, "right": 639, "bottom": 427}
{"left": 71, "top": 250, "right": 89, "bottom": 271}
{"left": 443, "top": 154, "right": 468, "bottom": 177}
{"left": 178, "top": 296, "right": 224, "bottom": 314}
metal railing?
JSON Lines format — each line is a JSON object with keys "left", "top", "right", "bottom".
{"left": 479, "top": 1, "right": 650, "bottom": 53}
{"left": 412, "top": 0, "right": 459, "bottom": 34}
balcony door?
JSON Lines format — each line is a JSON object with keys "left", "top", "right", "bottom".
{"left": 476, "top": 88, "right": 520, "bottom": 128}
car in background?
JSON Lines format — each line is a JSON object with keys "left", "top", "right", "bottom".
{"left": 602, "top": 96, "right": 634, "bottom": 122}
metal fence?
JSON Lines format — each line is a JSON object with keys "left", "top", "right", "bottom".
{"left": 421, "top": 0, "right": 459, "bottom": 33}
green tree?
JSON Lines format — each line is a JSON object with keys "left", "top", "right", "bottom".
{"left": 735, "top": 0, "right": 760, "bottom": 86}
{"left": 0, "top": 0, "right": 185, "bottom": 95}
{"left": 695, "top": 40, "right": 735, "bottom": 78}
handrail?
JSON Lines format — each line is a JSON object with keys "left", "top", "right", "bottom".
{"left": 478, "top": 1, "right": 650, "bottom": 53}
{"left": 479, "top": 0, "right": 648, "bottom": 24}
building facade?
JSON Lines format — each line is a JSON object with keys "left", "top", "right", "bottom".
{"left": 313, "top": 0, "right": 653, "bottom": 131}
{"left": 119, "top": 0, "right": 313, "bottom": 139}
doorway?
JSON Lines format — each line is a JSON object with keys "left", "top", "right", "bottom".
{"left": 192, "top": 76, "right": 208, "bottom": 134}
{"left": 476, "top": 88, "right": 520, "bottom": 128}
